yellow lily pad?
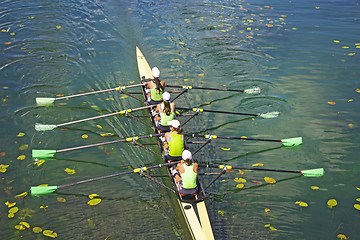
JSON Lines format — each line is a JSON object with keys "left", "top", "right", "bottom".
{"left": 57, "top": 197, "right": 66, "bottom": 203}
{"left": 15, "top": 192, "right": 28, "bottom": 198}
{"left": 88, "top": 198, "right": 102, "bottom": 206}
{"left": 337, "top": 234, "right": 347, "bottom": 239}
{"left": 221, "top": 147, "right": 231, "bottom": 151}
{"left": 17, "top": 155, "right": 26, "bottom": 160}
{"left": 19, "top": 221, "right": 30, "bottom": 228}
{"left": 64, "top": 168, "right": 75, "bottom": 175}
{"left": 17, "top": 132, "right": 25, "bottom": 137}
{"left": 5, "top": 201, "right": 16, "bottom": 208}
{"left": 354, "top": 204, "right": 360, "bottom": 210}
{"left": 269, "top": 227, "right": 277, "bottom": 231}
{"left": 9, "top": 207, "right": 19, "bottom": 214}
{"left": 19, "top": 144, "right": 29, "bottom": 150}
{"left": 264, "top": 177, "right": 276, "bottom": 184}
{"left": 0, "top": 164, "right": 9, "bottom": 173}
{"left": 82, "top": 134, "right": 88, "bottom": 139}
{"left": 34, "top": 160, "right": 46, "bottom": 166}
{"left": 218, "top": 210, "right": 225, "bottom": 216}
{"left": 97, "top": 125, "right": 102, "bottom": 129}
{"left": 8, "top": 213, "right": 15, "bottom": 218}
{"left": 236, "top": 184, "right": 244, "bottom": 189}
{"left": 252, "top": 163, "right": 264, "bottom": 167}
{"left": 88, "top": 194, "right": 99, "bottom": 199}
{"left": 43, "top": 230, "right": 58, "bottom": 238}
{"left": 311, "top": 186, "right": 319, "bottom": 190}
{"left": 234, "top": 178, "right": 246, "bottom": 183}
{"left": 33, "top": 227, "right": 42, "bottom": 233}
{"left": 265, "top": 208, "right": 270, "bottom": 212}
{"left": 295, "top": 201, "right": 308, "bottom": 207}
{"left": 14, "top": 224, "right": 26, "bottom": 230}
{"left": 237, "top": 170, "right": 244, "bottom": 175}
{"left": 327, "top": 199, "right": 337, "bottom": 208}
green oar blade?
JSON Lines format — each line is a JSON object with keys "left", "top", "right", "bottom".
{"left": 301, "top": 168, "right": 324, "bottom": 177}
{"left": 260, "top": 111, "right": 279, "bottom": 119}
{"left": 36, "top": 97, "right": 56, "bottom": 106}
{"left": 281, "top": 137, "right": 302, "bottom": 146}
{"left": 31, "top": 186, "right": 58, "bottom": 195}
{"left": 32, "top": 150, "right": 57, "bottom": 158}
{"left": 35, "top": 123, "right": 57, "bottom": 131}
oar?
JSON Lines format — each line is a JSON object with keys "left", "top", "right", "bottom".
{"left": 198, "top": 164, "right": 324, "bottom": 177}
{"left": 177, "top": 107, "right": 279, "bottom": 119}
{"left": 186, "top": 134, "right": 302, "bottom": 147}
{"left": 166, "top": 84, "right": 261, "bottom": 94}
{"left": 32, "top": 133, "right": 164, "bottom": 158}
{"left": 36, "top": 83, "right": 145, "bottom": 106}
{"left": 35, "top": 105, "right": 152, "bottom": 131}
{"left": 31, "top": 161, "right": 180, "bottom": 195}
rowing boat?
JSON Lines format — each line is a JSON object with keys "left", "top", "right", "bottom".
{"left": 30, "top": 45, "right": 324, "bottom": 239}
{"left": 136, "top": 46, "right": 215, "bottom": 240}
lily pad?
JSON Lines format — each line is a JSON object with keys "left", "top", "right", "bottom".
{"left": 88, "top": 198, "right": 102, "bottom": 206}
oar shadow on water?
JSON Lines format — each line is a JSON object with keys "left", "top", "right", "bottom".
{"left": 187, "top": 117, "right": 254, "bottom": 133}
{"left": 38, "top": 157, "right": 128, "bottom": 171}
{"left": 46, "top": 192, "right": 133, "bottom": 202}
{"left": 220, "top": 146, "right": 283, "bottom": 162}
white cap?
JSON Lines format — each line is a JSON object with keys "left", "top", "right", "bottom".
{"left": 162, "top": 92, "right": 171, "bottom": 101}
{"left": 182, "top": 150, "right": 192, "bottom": 161}
{"left": 167, "top": 119, "right": 180, "bottom": 128}
{"left": 152, "top": 67, "right": 160, "bottom": 78}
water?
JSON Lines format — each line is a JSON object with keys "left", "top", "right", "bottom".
{"left": 1, "top": 0, "right": 360, "bottom": 239}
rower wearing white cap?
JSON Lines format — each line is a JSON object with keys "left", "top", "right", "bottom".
{"left": 164, "top": 119, "right": 184, "bottom": 161}
{"left": 154, "top": 91, "right": 175, "bottom": 132}
{"left": 174, "top": 150, "right": 198, "bottom": 196}
{"left": 147, "top": 67, "right": 165, "bottom": 105}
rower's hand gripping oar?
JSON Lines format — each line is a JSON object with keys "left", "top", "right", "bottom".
{"left": 187, "top": 134, "right": 302, "bottom": 147}
{"left": 198, "top": 164, "right": 325, "bottom": 177}
{"left": 177, "top": 107, "right": 279, "bottom": 119}
{"left": 166, "top": 84, "right": 261, "bottom": 94}
{"left": 31, "top": 161, "right": 180, "bottom": 195}
{"left": 36, "top": 83, "right": 146, "bottom": 106}
{"left": 35, "top": 105, "right": 152, "bottom": 131}
{"left": 32, "top": 133, "right": 164, "bottom": 159}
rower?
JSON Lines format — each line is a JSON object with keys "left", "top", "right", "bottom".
{"left": 147, "top": 67, "right": 165, "bottom": 105}
{"left": 174, "top": 150, "right": 198, "bottom": 196}
{"left": 154, "top": 91, "right": 175, "bottom": 132}
{"left": 164, "top": 120, "right": 184, "bottom": 161}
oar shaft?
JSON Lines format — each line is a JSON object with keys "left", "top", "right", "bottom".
{"left": 55, "top": 83, "right": 145, "bottom": 100}
{"left": 57, "top": 105, "right": 151, "bottom": 127}
{"left": 187, "top": 134, "right": 281, "bottom": 143}
{"left": 177, "top": 107, "right": 259, "bottom": 117}
{"left": 59, "top": 161, "right": 179, "bottom": 189}
{"left": 55, "top": 88, "right": 117, "bottom": 100}
{"left": 57, "top": 133, "right": 164, "bottom": 153}
{"left": 199, "top": 164, "right": 300, "bottom": 174}
{"left": 166, "top": 85, "right": 245, "bottom": 92}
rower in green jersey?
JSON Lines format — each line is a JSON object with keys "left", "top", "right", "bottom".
{"left": 164, "top": 120, "right": 184, "bottom": 161}
{"left": 147, "top": 67, "right": 165, "bottom": 105}
{"left": 154, "top": 91, "right": 175, "bottom": 132}
{"left": 174, "top": 150, "right": 198, "bottom": 196}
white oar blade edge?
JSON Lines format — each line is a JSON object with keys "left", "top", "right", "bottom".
{"left": 35, "top": 123, "right": 57, "bottom": 131}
